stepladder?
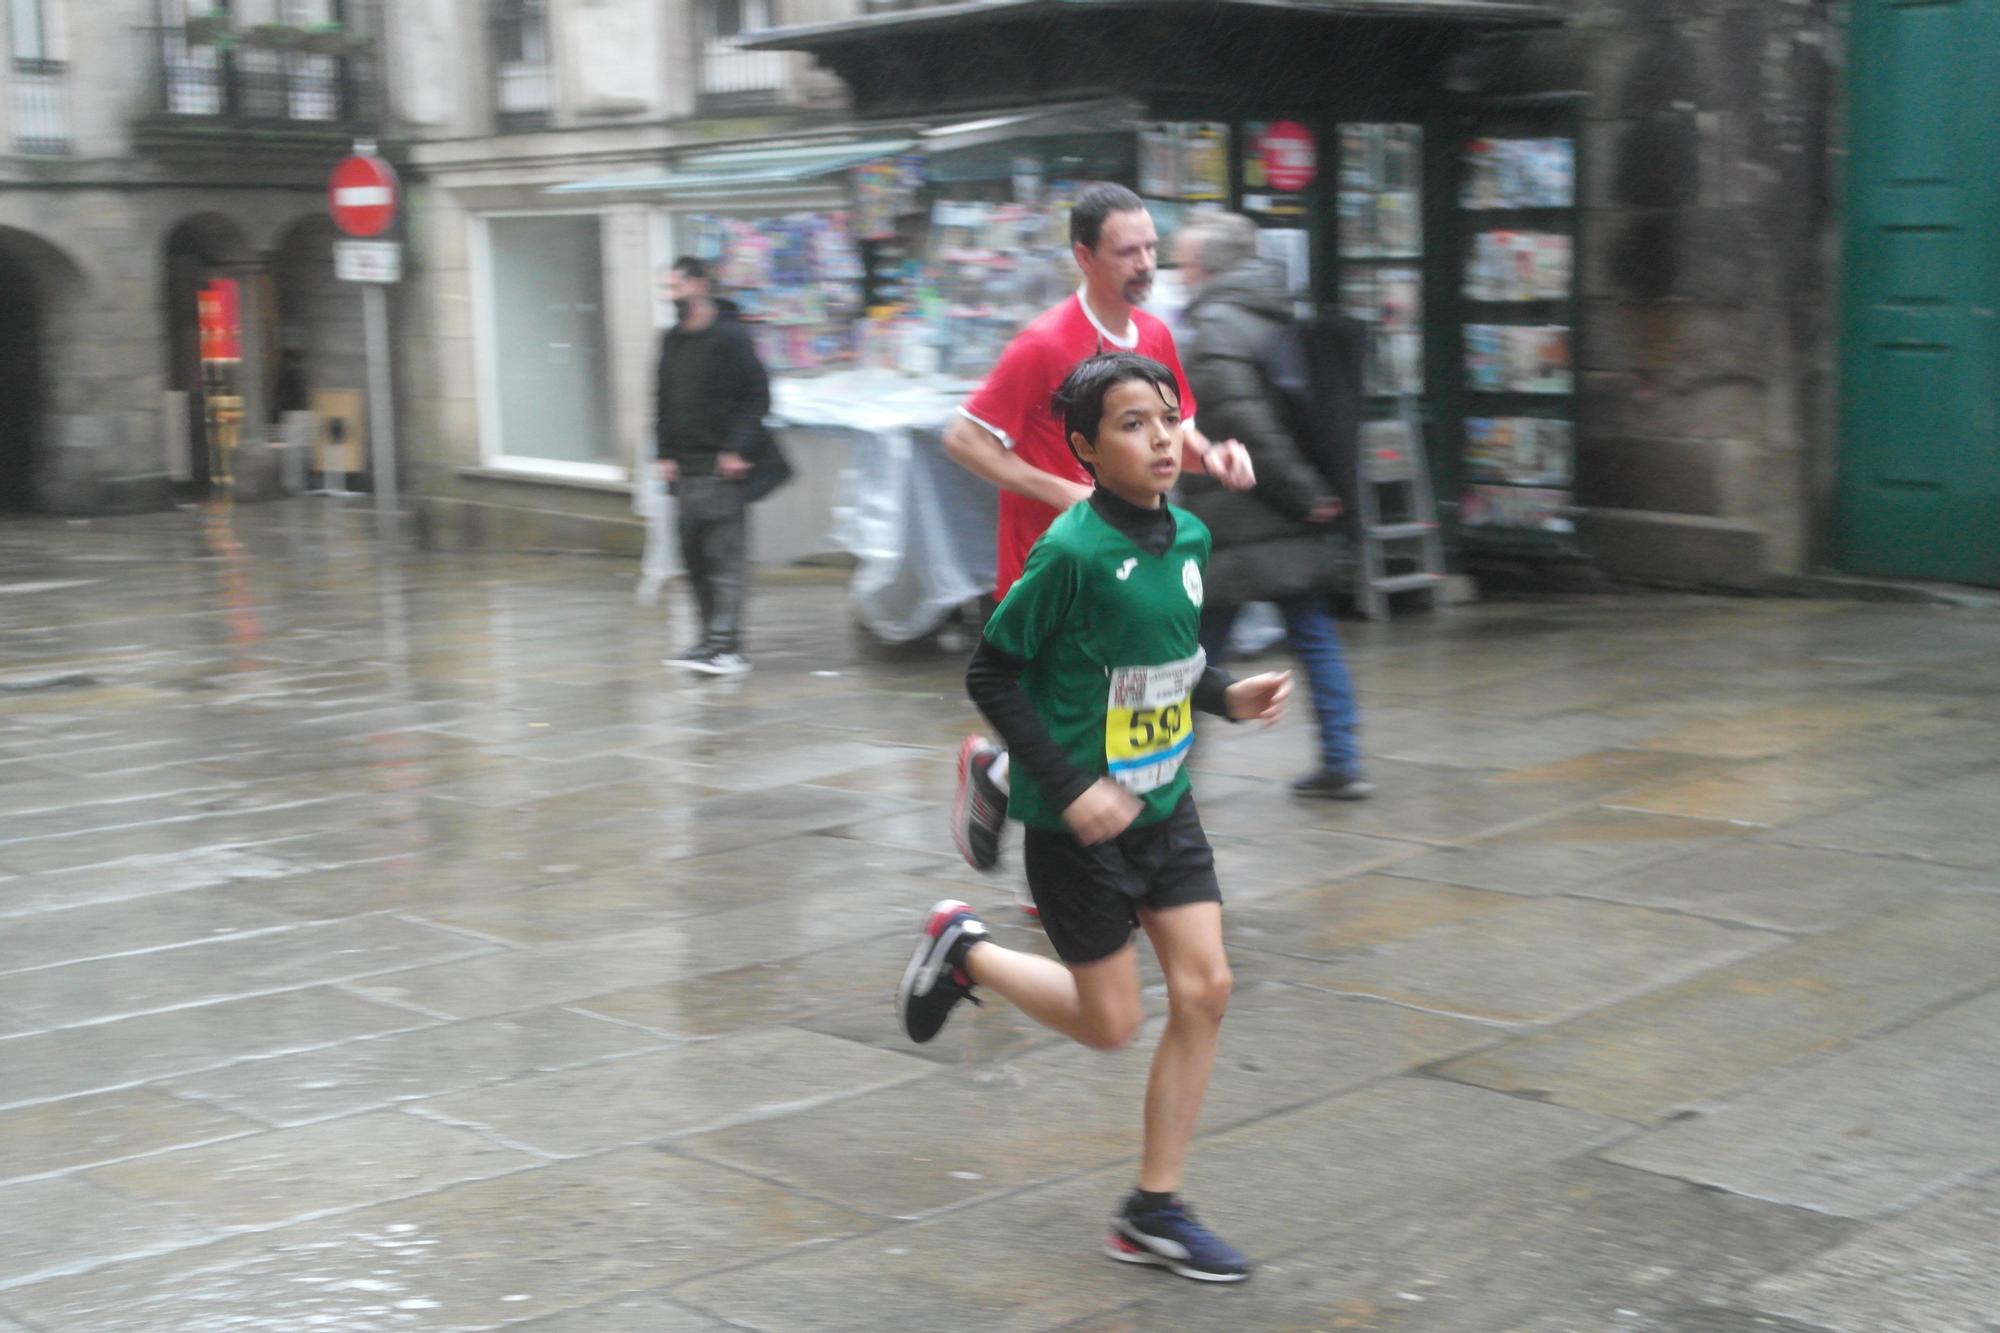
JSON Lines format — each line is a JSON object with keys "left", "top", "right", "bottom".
{"left": 1354, "top": 401, "right": 1447, "bottom": 620}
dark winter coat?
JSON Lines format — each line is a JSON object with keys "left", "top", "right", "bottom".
{"left": 654, "top": 301, "right": 791, "bottom": 503}
{"left": 1177, "top": 258, "right": 1345, "bottom": 607}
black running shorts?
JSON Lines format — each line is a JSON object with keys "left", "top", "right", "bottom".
{"left": 1022, "top": 791, "right": 1222, "bottom": 966}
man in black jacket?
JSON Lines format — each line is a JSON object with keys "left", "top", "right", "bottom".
{"left": 654, "top": 256, "right": 788, "bottom": 677}
{"left": 1174, "top": 213, "right": 1372, "bottom": 799}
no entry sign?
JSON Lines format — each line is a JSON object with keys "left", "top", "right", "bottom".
{"left": 1254, "top": 121, "right": 1317, "bottom": 194}
{"left": 328, "top": 153, "right": 399, "bottom": 238}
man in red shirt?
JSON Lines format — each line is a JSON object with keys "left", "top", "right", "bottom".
{"left": 946, "top": 183, "right": 1256, "bottom": 877}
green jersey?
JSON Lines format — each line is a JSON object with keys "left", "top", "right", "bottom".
{"left": 982, "top": 500, "right": 1212, "bottom": 831}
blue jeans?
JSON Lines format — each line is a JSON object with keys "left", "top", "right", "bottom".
{"left": 1200, "top": 596, "right": 1363, "bottom": 778}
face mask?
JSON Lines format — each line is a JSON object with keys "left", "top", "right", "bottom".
{"left": 672, "top": 298, "right": 692, "bottom": 323}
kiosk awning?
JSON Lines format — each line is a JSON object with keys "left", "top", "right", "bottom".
{"left": 742, "top": 0, "right": 1563, "bottom": 49}
{"left": 548, "top": 137, "right": 916, "bottom": 197}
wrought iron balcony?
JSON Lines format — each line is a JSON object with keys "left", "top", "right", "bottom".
{"left": 133, "top": 26, "right": 380, "bottom": 148}
{"left": 10, "top": 58, "right": 69, "bottom": 155}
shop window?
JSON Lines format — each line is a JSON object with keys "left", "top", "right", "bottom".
{"left": 476, "top": 215, "right": 618, "bottom": 476}
{"left": 9, "top": 0, "right": 68, "bottom": 153}
{"left": 698, "top": 0, "right": 783, "bottom": 99}
{"left": 492, "top": 0, "right": 551, "bottom": 129}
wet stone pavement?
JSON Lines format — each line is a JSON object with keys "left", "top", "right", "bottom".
{"left": 2, "top": 501, "right": 1998, "bottom": 1332}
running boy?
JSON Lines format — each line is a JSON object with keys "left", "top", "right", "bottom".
{"left": 897, "top": 353, "right": 1291, "bottom": 1283}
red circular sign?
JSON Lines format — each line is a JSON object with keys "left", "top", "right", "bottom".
{"left": 1256, "top": 121, "right": 1318, "bottom": 194}
{"left": 328, "top": 154, "right": 399, "bottom": 238}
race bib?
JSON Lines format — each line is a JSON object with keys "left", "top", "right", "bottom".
{"left": 1105, "top": 650, "right": 1205, "bottom": 794}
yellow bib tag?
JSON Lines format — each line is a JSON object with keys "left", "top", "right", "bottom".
{"left": 1105, "top": 651, "right": 1205, "bottom": 795}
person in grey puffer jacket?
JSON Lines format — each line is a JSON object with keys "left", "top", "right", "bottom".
{"left": 1173, "top": 212, "right": 1372, "bottom": 799}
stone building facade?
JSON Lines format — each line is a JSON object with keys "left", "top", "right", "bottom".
{"left": 0, "top": 1, "right": 384, "bottom": 514}
{"left": 1452, "top": 0, "right": 1845, "bottom": 584}
{"left": 383, "top": 0, "right": 1864, "bottom": 590}
{"left": 384, "top": 0, "right": 860, "bottom": 554}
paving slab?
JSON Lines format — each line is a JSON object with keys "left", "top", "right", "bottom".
{"left": 1065, "top": 1159, "right": 1855, "bottom": 1333}
{"left": 673, "top": 1079, "right": 1626, "bottom": 1331}
{"left": 0, "top": 888, "right": 308, "bottom": 976}
{"left": 1383, "top": 806, "right": 1759, "bottom": 896}
{"left": 0, "top": 1149, "right": 873, "bottom": 1331}
{"left": 0, "top": 986, "right": 432, "bottom": 1109}
{"left": 1749, "top": 1178, "right": 2000, "bottom": 1333}
{"left": 0, "top": 914, "right": 501, "bottom": 1028}
{"left": 86, "top": 1112, "right": 537, "bottom": 1232}
{"left": 684, "top": 984, "right": 1489, "bottom": 1220}
{"left": 0, "top": 1175, "right": 216, "bottom": 1290}
{"left": 1603, "top": 987, "right": 2000, "bottom": 1217}
{"left": 166, "top": 1008, "right": 667, "bottom": 1126}
{"left": 1433, "top": 892, "right": 2000, "bottom": 1122}
{"left": 414, "top": 1026, "right": 934, "bottom": 1157}
{"left": 504, "top": 1288, "right": 735, "bottom": 1330}
{"left": 347, "top": 885, "right": 929, "bottom": 1020}
{"left": 1605, "top": 755, "right": 1887, "bottom": 828}
{"left": 1228, "top": 873, "right": 1523, "bottom": 959}
{"left": 1632, "top": 696, "right": 1946, "bottom": 761}
{"left": 1799, "top": 711, "right": 2000, "bottom": 786}
{"left": 1288, "top": 895, "right": 1781, "bottom": 1026}
{"left": 1576, "top": 840, "right": 1972, "bottom": 932}
{"left": 1778, "top": 770, "right": 2000, "bottom": 867}
{"left": 575, "top": 929, "right": 935, "bottom": 1040}
{"left": 0, "top": 844, "right": 303, "bottom": 918}
{"left": 408, "top": 865, "right": 957, "bottom": 948}
{"left": 0, "top": 1087, "right": 258, "bottom": 1184}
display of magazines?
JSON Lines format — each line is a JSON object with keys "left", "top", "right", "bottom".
{"left": 1457, "top": 124, "right": 1580, "bottom": 541}
{"left": 1465, "top": 417, "right": 1573, "bottom": 487}
{"left": 1464, "top": 230, "right": 1572, "bottom": 302}
{"left": 1464, "top": 324, "right": 1573, "bottom": 395}
{"left": 684, "top": 212, "right": 865, "bottom": 373}
{"left": 1459, "top": 484, "right": 1574, "bottom": 534}
{"left": 921, "top": 197, "right": 1078, "bottom": 377}
{"left": 1460, "top": 138, "right": 1575, "bottom": 210}
{"left": 1337, "top": 123, "right": 1424, "bottom": 398}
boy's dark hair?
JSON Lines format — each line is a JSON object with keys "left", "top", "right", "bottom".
{"left": 1069, "top": 183, "right": 1146, "bottom": 251}
{"left": 1050, "top": 352, "right": 1181, "bottom": 474}
{"left": 671, "top": 255, "right": 711, "bottom": 281}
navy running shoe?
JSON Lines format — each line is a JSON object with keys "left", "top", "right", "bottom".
{"left": 951, "top": 736, "right": 1006, "bottom": 871}
{"left": 896, "top": 899, "right": 987, "bottom": 1043}
{"left": 1106, "top": 1198, "right": 1250, "bottom": 1283}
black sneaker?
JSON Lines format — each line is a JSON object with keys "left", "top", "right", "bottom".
{"left": 951, "top": 736, "right": 1006, "bottom": 871}
{"left": 1292, "top": 769, "right": 1375, "bottom": 801}
{"left": 663, "top": 644, "right": 710, "bottom": 668}
{"left": 896, "top": 899, "right": 986, "bottom": 1043}
{"left": 1106, "top": 1197, "right": 1250, "bottom": 1283}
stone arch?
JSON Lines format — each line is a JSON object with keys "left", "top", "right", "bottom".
{"left": 0, "top": 226, "right": 88, "bottom": 512}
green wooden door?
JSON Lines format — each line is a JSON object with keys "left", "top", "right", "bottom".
{"left": 1838, "top": 0, "right": 2000, "bottom": 584}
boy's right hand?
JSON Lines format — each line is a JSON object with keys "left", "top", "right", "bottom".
{"left": 1062, "top": 778, "right": 1141, "bottom": 846}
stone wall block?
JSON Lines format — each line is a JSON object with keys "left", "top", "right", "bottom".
{"left": 1575, "top": 435, "right": 1752, "bottom": 516}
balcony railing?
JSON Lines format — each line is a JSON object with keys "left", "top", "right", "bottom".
{"left": 135, "top": 27, "right": 377, "bottom": 141}
{"left": 700, "top": 40, "right": 787, "bottom": 101}
{"left": 495, "top": 61, "right": 552, "bottom": 130}
{"left": 10, "top": 58, "right": 69, "bottom": 154}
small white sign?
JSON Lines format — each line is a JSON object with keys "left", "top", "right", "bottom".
{"left": 335, "top": 240, "right": 402, "bottom": 284}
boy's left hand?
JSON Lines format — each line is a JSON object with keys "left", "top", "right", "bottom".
{"left": 1225, "top": 671, "right": 1292, "bottom": 726}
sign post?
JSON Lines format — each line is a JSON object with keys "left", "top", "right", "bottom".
{"left": 329, "top": 146, "right": 402, "bottom": 530}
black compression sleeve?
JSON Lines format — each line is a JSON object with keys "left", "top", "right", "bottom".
{"left": 965, "top": 637, "right": 1099, "bottom": 812}
{"left": 1194, "top": 665, "right": 1237, "bottom": 719}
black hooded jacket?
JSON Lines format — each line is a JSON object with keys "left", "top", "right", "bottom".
{"left": 653, "top": 300, "right": 788, "bottom": 497}
{"left": 1176, "top": 259, "right": 1348, "bottom": 606}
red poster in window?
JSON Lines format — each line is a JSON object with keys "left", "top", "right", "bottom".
{"left": 198, "top": 278, "right": 241, "bottom": 361}
{"left": 1255, "top": 121, "right": 1318, "bottom": 193}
